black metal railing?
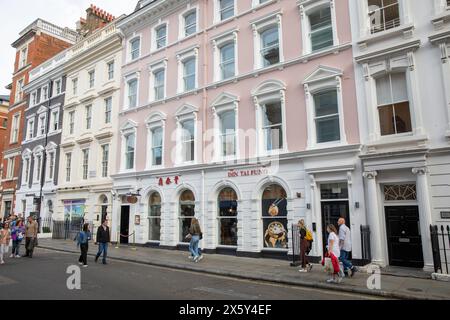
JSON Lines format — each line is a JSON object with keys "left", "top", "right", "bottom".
{"left": 360, "top": 225, "right": 372, "bottom": 265}
{"left": 290, "top": 224, "right": 301, "bottom": 267}
{"left": 430, "top": 225, "right": 450, "bottom": 274}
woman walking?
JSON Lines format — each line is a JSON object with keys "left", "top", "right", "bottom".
{"left": 11, "top": 219, "right": 25, "bottom": 258}
{"left": 298, "top": 220, "right": 313, "bottom": 273}
{"left": 77, "top": 223, "right": 91, "bottom": 267}
{"left": 187, "top": 218, "right": 203, "bottom": 263}
{"left": 0, "top": 222, "right": 11, "bottom": 265}
{"left": 325, "top": 224, "right": 344, "bottom": 283}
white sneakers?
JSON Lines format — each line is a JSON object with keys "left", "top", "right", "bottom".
{"left": 299, "top": 268, "right": 308, "bottom": 273}
{"left": 15, "top": 255, "right": 21, "bottom": 258}
{"left": 9, "top": 254, "right": 14, "bottom": 258}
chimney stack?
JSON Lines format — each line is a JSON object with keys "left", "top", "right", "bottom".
{"left": 76, "top": 4, "right": 115, "bottom": 39}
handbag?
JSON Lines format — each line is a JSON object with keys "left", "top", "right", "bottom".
{"left": 199, "top": 232, "right": 203, "bottom": 240}
{"left": 323, "top": 257, "right": 333, "bottom": 274}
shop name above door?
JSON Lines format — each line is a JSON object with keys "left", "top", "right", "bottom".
{"left": 228, "top": 168, "right": 269, "bottom": 178}
{"left": 158, "top": 176, "right": 180, "bottom": 186}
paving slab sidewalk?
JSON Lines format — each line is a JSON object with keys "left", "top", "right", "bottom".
{"left": 37, "top": 239, "right": 450, "bottom": 300}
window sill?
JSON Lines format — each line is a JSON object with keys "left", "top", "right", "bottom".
{"left": 366, "top": 133, "right": 428, "bottom": 152}
{"left": 307, "top": 140, "right": 348, "bottom": 151}
{"left": 357, "top": 23, "right": 415, "bottom": 49}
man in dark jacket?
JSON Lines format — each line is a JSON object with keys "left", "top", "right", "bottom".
{"left": 95, "top": 220, "right": 110, "bottom": 265}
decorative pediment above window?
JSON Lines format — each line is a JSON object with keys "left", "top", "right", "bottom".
{"left": 37, "top": 106, "right": 48, "bottom": 114}
{"left": 175, "top": 103, "right": 199, "bottom": 121}
{"left": 22, "top": 148, "right": 32, "bottom": 159}
{"left": 46, "top": 142, "right": 58, "bottom": 152}
{"left": 303, "top": 65, "right": 343, "bottom": 84}
{"left": 211, "top": 92, "right": 239, "bottom": 111}
{"left": 32, "top": 145, "right": 44, "bottom": 155}
{"left": 252, "top": 80, "right": 286, "bottom": 107}
{"left": 146, "top": 111, "right": 167, "bottom": 129}
{"left": 120, "top": 119, "right": 138, "bottom": 134}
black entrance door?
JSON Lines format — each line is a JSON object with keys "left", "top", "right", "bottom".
{"left": 321, "top": 201, "right": 350, "bottom": 254}
{"left": 385, "top": 206, "right": 424, "bottom": 268}
{"left": 101, "top": 205, "right": 108, "bottom": 223}
{"left": 120, "top": 206, "right": 130, "bottom": 244}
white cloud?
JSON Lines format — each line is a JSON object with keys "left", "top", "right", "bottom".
{"left": 0, "top": 0, "right": 136, "bottom": 95}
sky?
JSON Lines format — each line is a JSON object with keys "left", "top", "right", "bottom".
{"left": 0, "top": 0, "right": 137, "bottom": 96}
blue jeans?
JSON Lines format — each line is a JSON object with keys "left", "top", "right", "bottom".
{"left": 189, "top": 235, "right": 200, "bottom": 258}
{"left": 96, "top": 243, "right": 108, "bottom": 263}
{"left": 339, "top": 250, "right": 353, "bottom": 272}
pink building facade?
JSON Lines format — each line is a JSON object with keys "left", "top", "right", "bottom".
{"left": 113, "top": 0, "right": 366, "bottom": 260}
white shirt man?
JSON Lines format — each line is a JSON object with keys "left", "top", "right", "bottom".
{"left": 338, "top": 218, "right": 357, "bottom": 276}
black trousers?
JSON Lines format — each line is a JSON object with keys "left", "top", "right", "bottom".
{"left": 78, "top": 243, "right": 88, "bottom": 265}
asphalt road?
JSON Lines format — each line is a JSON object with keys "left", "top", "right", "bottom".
{"left": 0, "top": 249, "right": 382, "bottom": 300}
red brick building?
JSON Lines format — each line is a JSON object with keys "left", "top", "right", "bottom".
{"left": 0, "top": 19, "right": 78, "bottom": 219}
{"left": 0, "top": 94, "right": 10, "bottom": 194}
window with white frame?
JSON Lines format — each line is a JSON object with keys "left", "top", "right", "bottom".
{"left": 313, "top": 90, "right": 341, "bottom": 143}
{"left": 252, "top": 0, "right": 271, "bottom": 6}
{"left": 220, "top": 43, "right": 236, "bottom": 80}
{"left": 183, "top": 58, "right": 196, "bottom": 92}
{"left": 303, "top": 66, "right": 346, "bottom": 147}
{"left": 107, "top": 61, "right": 115, "bottom": 80}
{"left": 82, "top": 149, "right": 89, "bottom": 180}
{"left": 50, "top": 109, "right": 59, "bottom": 132}
{"left": 130, "top": 37, "right": 141, "bottom": 61}
{"left": 68, "top": 110, "right": 75, "bottom": 135}
{"left": 23, "top": 157, "right": 30, "bottom": 184}
{"left": 54, "top": 79, "right": 62, "bottom": 96}
{"left": 16, "top": 79, "right": 24, "bottom": 101}
{"left": 368, "top": 0, "right": 400, "bottom": 34}
{"left": 48, "top": 151, "right": 55, "bottom": 180}
{"left": 151, "top": 127, "right": 163, "bottom": 166}
{"left": 34, "top": 153, "right": 42, "bottom": 183}
{"left": 101, "top": 144, "right": 109, "bottom": 178}
{"left": 85, "top": 105, "right": 92, "bottom": 130}
{"left": 211, "top": 93, "right": 239, "bottom": 160}
{"left": 175, "top": 104, "right": 198, "bottom": 164}
{"left": 183, "top": 10, "right": 197, "bottom": 37}
{"left": 219, "top": 111, "right": 236, "bottom": 157}
{"left": 88, "top": 71, "right": 95, "bottom": 89}
{"left": 72, "top": 78, "right": 78, "bottom": 95}
{"left": 27, "top": 118, "right": 35, "bottom": 140}
{"left": 41, "top": 86, "right": 49, "bottom": 101}
{"left": 125, "top": 133, "right": 136, "bottom": 170}
{"left": 6, "top": 158, "right": 14, "bottom": 180}
{"left": 181, "top": 119, "right": 195, "bottom": 163}
{"left": 154, "top": 69, "right": 165, "bottom": 101}
{"left": 252, "top": 80, "right": 287, "bottom": 154}
{"left": 218, "top": 0, "right": 235, "bottom": 21}
{"left": 19, "top": 47, "right": 28, "bottom": 68}
{"left": 252, "top": 14, "right": 283, "bottom": 70}
{"left": 38, "top": 114, "right": 46, "bottom": 137}
{"left": 31, "top": 92, "right": 38, "bottom": 106}
{"left": 11, "top": 113, "right": 20, "bottom": 143}
{"left": 127, "top": 78, "right": 138, "bottom": 109}
{"left": 309, "top": 6, "right": 334, "bottom": 52}
{"left": 65, "top": 152, "right": 72, "bottom": 182}
{"left": 105, "top": 97, "right": 112, "bottom": 124}
{"left": 155, "top": 24, "right": 168, "bottom": 49}
{"left": 375, "top": 72, "right": 412, "bottom": 136}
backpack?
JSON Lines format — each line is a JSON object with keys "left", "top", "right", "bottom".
{"left": 305, "top": 229, "right": 313, "bottom": 242}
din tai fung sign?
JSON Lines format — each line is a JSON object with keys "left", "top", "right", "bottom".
{"left": 158, "top": 176, "right": 180, "bottom": 186}
{"left": 228, "top": 168, "right": 269, "bottom": 178}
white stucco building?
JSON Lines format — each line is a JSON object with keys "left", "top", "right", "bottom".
{"left": 349, "top": 0, "right": 450, "bottom": 270}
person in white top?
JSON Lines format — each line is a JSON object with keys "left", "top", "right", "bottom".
{"left": 326, "top": 224, "right": 344, "bottom": 283}
{"left": 338, "top": 218, "right": 357, "bottom": 277}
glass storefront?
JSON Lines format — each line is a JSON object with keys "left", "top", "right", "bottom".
{"left": 148, "top": 192, "right": 161, "bottom": 241}
{"left": 63, "top": 200, "right": 86, "bottom": 221}
{"left": 218, "top": 188, "right": 238, "bottom": 246}
{"left": 262, "top": 184, "right": 288, "bottom": 249}
{"left": 179, "top": 190, "right": 195, "bottom": 242}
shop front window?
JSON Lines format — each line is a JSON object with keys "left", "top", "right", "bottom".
{"left": 218, "top": 188, "right": 238, "bottom": 246}
{"left": 262, "top": 184, "right": 288, "bottom": 249}
{"left": 148, "top": 192, "right": 161, "bottom": 241}
{"left": 179, "top": 190, "right": 196, "bottom": 242}
{"left": 63, "top": 200, "right": 86, "bottom": 223}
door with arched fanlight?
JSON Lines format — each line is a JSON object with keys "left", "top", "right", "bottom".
{"left": 179, "top": 190, "right": 195, "bottom": 242}
{"left": 218, "top": 188, "right": 238, "bottom": 247}
{"left": 148, "top": 192, "right": 161, "bottom": 242}
{"left": 262, "top": 184, "right": 288, "bottom": 249}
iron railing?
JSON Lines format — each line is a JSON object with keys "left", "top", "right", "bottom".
{"left": 290, "top": 224, "right": 301, "bottom": 267}
{"left": 430, "top": 225, "right": 450, "bottom": 274}
{"left": 360, "top": 225, "right": 372, "bottom": 265}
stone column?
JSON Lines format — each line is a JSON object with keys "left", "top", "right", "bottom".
{"left": 363, "top": 171, "right": 385, "bottom": 266}
{"left": 412, "top": 167, "right": 435, "bottom": 272}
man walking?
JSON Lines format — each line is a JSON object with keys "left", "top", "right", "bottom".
{"left": 338, "top": 218, "right": 357, "bottom": 277}
{"left": 95, "top": 220, "right": 110, "bottom": 265}
{"left": 25, "top": 216, "right": 38, "bottom": 258}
